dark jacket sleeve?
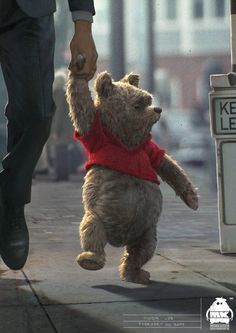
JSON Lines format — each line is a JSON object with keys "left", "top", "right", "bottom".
{"left": 68, "top": 0, "right": 95, "bottom": 15}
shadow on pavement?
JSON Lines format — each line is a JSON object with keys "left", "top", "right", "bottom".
{"left": 93, "top": 281, "right": 236, "bottom": 308}
{"left": 93, "top": 280, "right": 236, "bottom": 302}
{"left": 0, "top": 269, "right": 128, "bottom": 333}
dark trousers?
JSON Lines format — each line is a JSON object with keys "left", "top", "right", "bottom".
{"left": 0, "top": 0, "right": 55, "bottom": 206}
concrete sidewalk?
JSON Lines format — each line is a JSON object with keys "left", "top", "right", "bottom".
{"left": 1, "top": 178, "right": 236, "bottom": 333}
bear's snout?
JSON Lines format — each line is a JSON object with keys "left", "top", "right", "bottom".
{"left": 154, "top": 107, "right": 162, "bottom": 114}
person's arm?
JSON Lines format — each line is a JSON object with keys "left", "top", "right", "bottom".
{"left": 68, "top": 0, "right": 97, "bottom": 81}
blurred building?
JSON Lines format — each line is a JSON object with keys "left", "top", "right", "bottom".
{"left": 93, "top": 0, "right": 231, "bottom": 111}
{"left": 0, "top": 0, "right": 231, "bottom": 143}
{"left": 154, "top": 0, "right": 230, "bottom": 110}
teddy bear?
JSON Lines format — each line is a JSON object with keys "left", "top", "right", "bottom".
{"left": 66, "top": 69, "right": 198, "bottom": 284}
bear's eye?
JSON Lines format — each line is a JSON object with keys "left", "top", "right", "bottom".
{"left": 134, "top": 105, "right": 141, "bottom": 111}
{"left": 147, "top": 96, "right": 152, "bottom": 105}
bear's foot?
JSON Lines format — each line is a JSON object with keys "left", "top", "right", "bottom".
{"left": 76, "top": 251, "right": 105, "bottom": 270}
{"left": 120, "top": 267, "right": 151, "bottom": 285}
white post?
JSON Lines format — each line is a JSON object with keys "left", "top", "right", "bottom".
{"left": 208, "top": 1, "right": 236, "bottom": 253}
{"left": 230, "top": 0, "right": 236, "bottom": 72}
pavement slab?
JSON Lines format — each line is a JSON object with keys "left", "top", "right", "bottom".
{"left": 1, "top": 180, "right": 236, "bottom": 332}
{"left": 44, "top": 297, "right": 236, "bottom": 333}
{"left": 0, "top": 269, "right": 55, "bottom": 332}
{"left": 0, "top": 305, "right": 55, "bottom": 333}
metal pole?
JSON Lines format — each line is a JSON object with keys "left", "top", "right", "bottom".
{"left": 145, "top": 0, "right": 155, "bottom": 93}
{"left": 230, "top": 0, "right": 236, "bottom": 72}
{"left": 109, "top": 0, "right": 125, "bottom": 80}
{"left": 54, "top": 0, "right": 70, "bottom": 68}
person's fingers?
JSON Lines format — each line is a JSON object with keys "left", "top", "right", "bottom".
{"left": 79, "top": 64, "right": 97, "bottom": 81}
{"left": 68, "top": 54, "right": 86, "bottom": 72}
{"left": 94, "top": 51, "right": 98, "bottom": 63}
{"left": 68, "top": 44, "right": 98, "bottom": 79}
{"left": 87, "top": 73, "right": 95, "bottom": 81}
{"left": 70, "top": 60, "right": 96, "bottom": 78}
{"left": 86, "top": 66, "right": 97, "bottom": 81}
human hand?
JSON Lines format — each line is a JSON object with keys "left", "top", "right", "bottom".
{"left": 69, "top": 21, "right": 98, "bottom": 81}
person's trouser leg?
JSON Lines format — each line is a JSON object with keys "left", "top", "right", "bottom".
{"left": 0, "top": 6, "right": 55, "bottom": 206}
{"left": 0, "top": 2, "right": 55, "bottom": 269}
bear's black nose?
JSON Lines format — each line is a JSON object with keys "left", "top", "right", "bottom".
{"left": 154, "top": 107, "right": 162, "bottom": 114}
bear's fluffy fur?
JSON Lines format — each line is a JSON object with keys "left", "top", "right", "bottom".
{"left": 66, "top": 71, "right": 198, "bottom": 284}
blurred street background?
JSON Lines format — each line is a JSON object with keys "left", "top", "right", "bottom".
{"left": 0, "top": 0, "right": 230, "bottom": 193}
{"left": 1, "top": 2, "right": 236, "bottom": 332}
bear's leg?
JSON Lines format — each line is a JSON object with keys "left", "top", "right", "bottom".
{"left": 119, "top": 226, "right": 157, "bottom": 284}
{"left": 76, "top": 213, "right": 107, "bottom": 271}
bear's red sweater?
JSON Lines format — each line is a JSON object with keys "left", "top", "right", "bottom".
{"left": 74, "top": 112, "right": 165, "bottom": 184}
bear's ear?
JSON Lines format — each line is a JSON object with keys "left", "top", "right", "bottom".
{"left": 95, "top": 71, "right": 113, "bottom": 97}
{"left": 121, "top": 73, "right": 140, "bottom": 87}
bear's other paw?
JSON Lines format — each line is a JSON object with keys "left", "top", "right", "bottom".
{"left": 76, "top": 251, "right": 105, "bottom": 271}
{"left": 120, "top": 267, "right": 151, "bottom": 285}
{"left": 180, "top": 185, "right": 199, "bottom": 211}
